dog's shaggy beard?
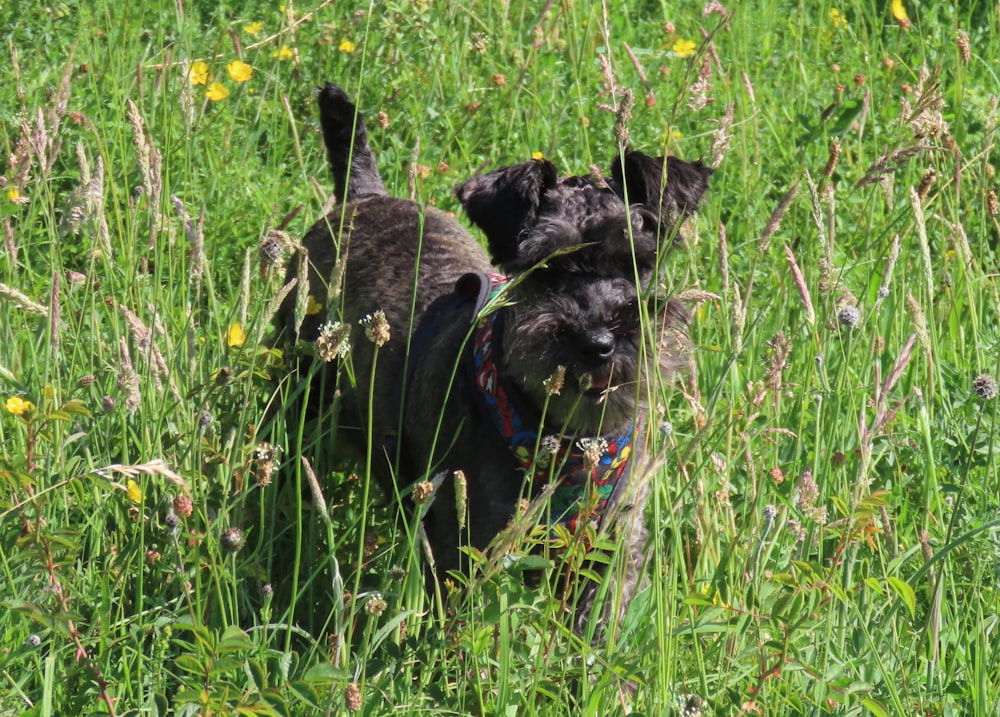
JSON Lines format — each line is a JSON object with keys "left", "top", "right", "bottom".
{"left": 499, "top": 293, "right": 650, "bottom": 437}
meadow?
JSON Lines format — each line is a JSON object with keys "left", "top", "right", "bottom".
{"left": 2, "top": 1, "right": 999, "bottom": 714}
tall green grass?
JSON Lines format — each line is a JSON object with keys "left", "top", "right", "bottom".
{"left": 2, "top": 1, "right": 999, "bottom": 714}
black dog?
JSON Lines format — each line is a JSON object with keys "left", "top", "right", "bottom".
{"left": 276, "top": 83, "right": 711, "bottom": 631}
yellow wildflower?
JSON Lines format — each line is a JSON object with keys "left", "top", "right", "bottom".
{"left": 531, "top": 151, "right": 545, "bottom": 161}
{"left": 243, "top": 21, "right": 263, "bottom": 35}
{"left": 829, "top": 8, "right": 847, "bottom": 29}
{"left": 227, "top": 60, "right": 253, "bottom": 83}
{"left": 672, "top": 38, "right": 696, "bottom": 59}
{"left": 891, "top": 0, "right": 910, "bottom": 28}
{"left": 338, "top": 39, "right": 356, "bottom": 54}
{"left": 206, "top": 82, "right": 229, "bottom": 101}
{"left": 305, "top": 295, "right": 323, "bottom": 315}
{"left": 126, "top": 479, "right": 143, "bottom": 504}
{"left": 227, "top": 323, "right": 246, "bottom": 347}
{"left": 5, "top": 396, "right": 35, "bottom": 416}
{"left": 189, "top": 60, "right": 209, "bottom": 86}
{"left": 7, "top": 187, "right": 21, "bottom": 202}
{"left": 275, "top": 45, "right": 294, "bottom": 61}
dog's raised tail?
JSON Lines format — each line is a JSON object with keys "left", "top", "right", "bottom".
{"left": 317, "top": 83, "right": 386, "bottom": 202}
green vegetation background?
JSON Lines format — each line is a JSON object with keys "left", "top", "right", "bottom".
{"left": 2, "top": 1, "right": 999, "bottom": 714}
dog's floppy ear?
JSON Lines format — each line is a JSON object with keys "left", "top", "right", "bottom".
{"left": 611, "top": 150, "right": 712, "bottom": 232}
{"left": 455, "top": 159, "right": 558, "bottom": 265}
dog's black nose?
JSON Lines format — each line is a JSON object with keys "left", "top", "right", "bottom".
{"left": 581, "top": 329, "right": 616, "bottom": 361}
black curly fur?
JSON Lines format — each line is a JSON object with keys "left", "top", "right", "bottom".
{"left": 276, "top": 82, "right": 711, "bottom": 637}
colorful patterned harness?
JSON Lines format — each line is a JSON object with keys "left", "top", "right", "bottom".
{"left": 462, "top": 272, "right": 637, "bottom": 533}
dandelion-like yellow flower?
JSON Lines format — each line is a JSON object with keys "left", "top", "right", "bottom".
{"left": 531, "top": 151, "right": 545, "bottom": 161}
{"left": 275, "top": 45, "right": 294, "bottom": 61}
{"left": 891, "top": 0, "right": 910, "bottom": 28}
{"left": 189, "top": 60, "right": 209, "bottom": 86}
{"left": 5, "top": 396, "right": 35, "bottom": 416}
{"left": 338, "top": 39, "right": 356, "bottom": 54}
{"left": 672, "top": 38, "right": 697, "bottom": 59}
{"left": 206, "top": 82, "right": 229, "bottom": 101}
{"left": 243, "top": 21, "right": 263, "bottom": 35}
{"left": 829, "top": 8, "right": 847, "bottom": 29}
{"left": 227, "top": 323, "right": 246, "bottom": 347}
{"left": 227, "top": 60, "right": 253, "bottom": 83}
{"left": 126, "top": 479, "right": 143, "bottom": 504}
{"left": 305, "top": 295, "right": 323, "bottom": 315}
{"left": 7, "top": 188, "right": 21, "bottom": 202}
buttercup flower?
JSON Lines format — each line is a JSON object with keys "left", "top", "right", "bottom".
{"left": 126, "top": 479, "right": 143, "bottom": 504}
{"left": 189, "top": 60, "right": 209, "bottom": 86}
{"left": 243, "top": 21, "right": 263, "bottom": 35}
{"left": 305, "top": 295, "right": 323, "bottom": 315}
{"left": 338, "top": 39, "right": 356, "bottom": 53}
{"left": 275, "top": 45, "right": 294, "bottom": 61}
{"left": 531, "top": 150, "right": 545, "bottom": 161}
{"left": 891, "top": 0, "right": 910, "bottom": 28}
{"left": 672, "top": 38, "right": 697, "bottom": 58}
{"left": 829, "top": 8, "right": 847, "bottom": 28}
{"left": 227, "top": 60, "right": 253, "bottom": 83}
{"left": 227, "top": 323, "right": 246, "bottom": 347}
{"left": 6, "top": 396, "right": 35, "bottom": 416}
{"left": 206, "top": 82, "right": 229, "bottom": 101}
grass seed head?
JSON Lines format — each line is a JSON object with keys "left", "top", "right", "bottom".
{"left": 220, "top": 527, "right": 245, "bottom": 554}
{"left": 344, "top": 683, "right": 362, "bottom": 713}
{"left": 973, "top": 374, "right": 998, "bottom": 401}
{"left": 411, "top": 481, "right": 434, "bottom": 505}
{"left": 360, "top": 310, "right": 390, "bottom": 346}
{"left": 543, "top": 365, "right": 566, "bottom": 396}
{"left": 173, "top": 494, "right": 194, "bottom": 518}
{"left": 316, "top": 321, "right": 351, "bottom": 362}
{"left": 837, "top": 304, "right": 860, "bottom": 329}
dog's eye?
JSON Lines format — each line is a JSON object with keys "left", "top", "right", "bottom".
{"left": 617, "top": 300, "right": 640, "bottom": 329}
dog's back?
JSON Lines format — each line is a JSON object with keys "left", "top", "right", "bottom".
{"left": 275, "top": 84, "right": 492, "bottom": 489}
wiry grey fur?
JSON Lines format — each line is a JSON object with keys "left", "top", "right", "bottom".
{"left": 275, "top": 83, "right": 711, "bottom": 635}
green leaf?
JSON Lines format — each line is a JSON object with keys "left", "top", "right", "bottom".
{"left": 300, "top": 663, "right": 343, "bottom": 683}
{"left": 886, "top": 577, "right": 916, "bottom": 619}
{"left": 503, "top": 554, "right": 553, "bottom": 574}
{"left": 277, "top": 651, "right": 296, "bottom": 683}
{"left": 860, "top": 697, "right": 889, "bottom": 717}
{"left": 173, "top": 654, "right": 206, "bottom": 676}
{"left": 244, "top": 659, "right": 266, "bottom": 692}
{"left": 207, "top": 656, "right": 244, "bottom": 676}
{"left": 217, "top": 625, "right": 253, "bottom": 653}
